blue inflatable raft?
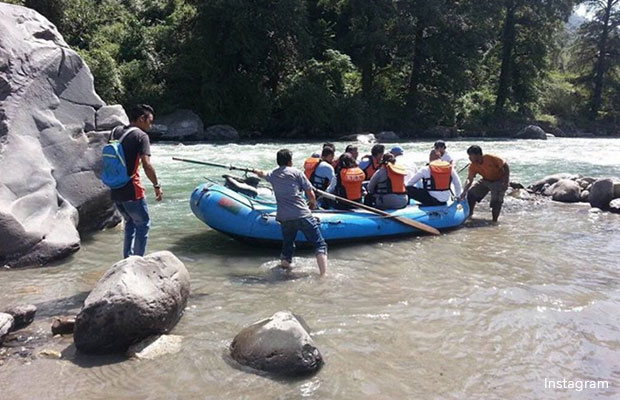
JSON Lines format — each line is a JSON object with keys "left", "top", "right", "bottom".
{"left": 189, "top": 177, "right": 469, "bottom": 244}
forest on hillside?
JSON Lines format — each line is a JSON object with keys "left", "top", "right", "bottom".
{"left": 5, "top": 0, "right": 620, "bottom": 137}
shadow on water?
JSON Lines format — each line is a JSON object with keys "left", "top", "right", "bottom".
{"left": 34, "top": 291, "right": 90, "bottom": 318}
{"left": 228, "top": 265, "right": 311, "bottom": 285}
{"left": 61, "top": 343, "right": 127, "bottom": 368}
{"left": 221, "top": 350, "right": 322, "bottom": 383}
{"left": 167, "top": 231, "right": 276, "bottom": 258}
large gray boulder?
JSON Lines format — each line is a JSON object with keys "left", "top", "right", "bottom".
{"left": 204, "top": 124, "right": 240, "bottom": 142}
{"left": 549, "top": 179, "right": 581, "bottom": 203}
{"left": 515, "top": 125, "right": 547, "bottom": 140}
{"left": 95, "top": 105, "right": 129, "bottom": 131}
{"left": 0, "top": 3, "right": 120, "bottom": 267}
{"left": 589, "top": 178, "right": 617, "bottom": 210}
{"left": 74, "top": 251, "right": 190, "bottom": 354}
{"left": 230, "top": 311, "right": 323, "bottom": 376}
{"left": 0, "top": 313, "right": 14, "bottom": 344}
{"left": 529, "top": 173, "right": 580, "bottom": 193}
{"left": 156, "top": 109, "right": 204, "bottom": 140}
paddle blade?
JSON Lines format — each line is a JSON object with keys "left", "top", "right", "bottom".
{"left": 394, "top": 216, "right": 440, "bottom": 235}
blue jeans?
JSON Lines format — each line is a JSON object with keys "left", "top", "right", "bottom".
{"left": 115, "top": 199, "right": 151, "bottom": 258}
{"left": 280, "top": 217, "right": 327, "bottom": 263}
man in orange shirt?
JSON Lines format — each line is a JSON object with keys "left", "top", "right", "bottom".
{"left": 460, "top": 145, "right": 510, "bottom": 222}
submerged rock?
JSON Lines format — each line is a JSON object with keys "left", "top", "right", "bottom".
{"left": 0, "top": 313, "right": 14, "bottom": 344}
{"left": 51, "top": 317, "right": 75, "bottom": 335}
{"left": 376, "top": 131, "right": 399, "bottom": 142}
{"left": 529, "top": 173, "right": 580, "bottom": 193}
{"left": 589, "top": 178, "right": 617, "bottom": 209}
{"left": 74, "top": 251, "right": 190, "bottom": 354}
{"left": 230, "top": 311, "right": 323, "bottom": 376}
{"left": 0, "top": 3, "right": 121, "bottom": 268}
{"left": 204, "top": 124, "right": 240, "bottom": 142}
{"left": 4, "top": 304, "right": 36, "bottom": 331}
{"left": 338, "top": 133, "right": 376, "bottom": 144}
{"left": 127, "top": 334, "right": 183, "bottom": 360}
{"left": 515, "top": 125, "right": 547, "bottom": 140}
{"left": 549, "top": 179, "right": 582, "bottom": 203}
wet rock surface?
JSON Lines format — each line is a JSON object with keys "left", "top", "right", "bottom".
{"left": 4, "top": 304, "right": 36, "bottom": 331}
{"left": 74, "top": 251, "right": 190, "bottom": 354}
{"left": 230, "top": 311, "right": 323, "bottom": 376}
{"left": 0, "top": 3, "right": 124, "bottom": 268}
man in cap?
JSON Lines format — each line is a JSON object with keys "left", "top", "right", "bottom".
{"left": 391, "top": 146, "right": 417, "bottom": 184}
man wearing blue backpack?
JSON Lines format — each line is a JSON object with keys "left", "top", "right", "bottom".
{"left": 102, "top": 104, "right": 163, "bottom": 258}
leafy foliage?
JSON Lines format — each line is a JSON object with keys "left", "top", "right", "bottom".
{"left": 9, "top": 0, "right": 619, "bottom": 135}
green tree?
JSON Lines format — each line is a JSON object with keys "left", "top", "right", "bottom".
{"left": 195, "top": 0, "right": 310, "bottom": 129}
{"left": 574, "top": 0, "right": 620, "bottom": 119}
{"left": 492, "top": 0, "right": 577, "bottom": 116}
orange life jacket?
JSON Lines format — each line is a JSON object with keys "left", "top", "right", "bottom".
{"left": 360, "top": 155, "right": 381, "bottom": 180}
{"left": 423, "top": 160, "right": 452, "bottom": 191}
{"left": 336, "top": 167, "right": 365, "bottom": 200}
{"left": 376, "top": 163, "right": 407, "bottom": 195}
{"left": 304, "top": 157, "right": 331, "bottom": 190}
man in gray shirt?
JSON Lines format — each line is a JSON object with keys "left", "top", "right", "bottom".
{"left": 253, "top": 149, "right": 328, "bottom": 276}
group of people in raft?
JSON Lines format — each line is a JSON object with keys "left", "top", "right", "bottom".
{"left": 301, "top": 141, "right": 461, "bottom": 211}
{"left": 253, "top": 141, "right": 509, "bottom": 276}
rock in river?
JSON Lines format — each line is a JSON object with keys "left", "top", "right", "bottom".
{"left": 0, "top": 3, "right": 123, "bottom": 267}
{"left": 230, "top": 311, "right": 323, "bottom": 376}
{"left": 74, "top": 251, "right": 190, "bottom": 354}
{"left": 514, "top": 125, "right": 547, "bottom": 140}
{"left": 0, "top": 313, "right": 14, "bottom": 344}
{"left": 4, "top": 304, "right": 36, "bottom": 331}
{"left": 589, "top": 178, "right": 617, "bottom": 210}
{"left": 549, "top": 179, "right": 582, "bottom": 203}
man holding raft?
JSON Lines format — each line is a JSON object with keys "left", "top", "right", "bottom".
{"left": 253, "top": 149, "right": 328, "bottom": 277}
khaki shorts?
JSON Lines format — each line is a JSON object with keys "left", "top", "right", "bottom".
{"left": 467, "top": 179, "right": 506, "bottom": 207}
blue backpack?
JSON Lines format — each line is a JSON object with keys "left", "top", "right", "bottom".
{"left": 101, "top": 126, "right": 138, "bottom": 189}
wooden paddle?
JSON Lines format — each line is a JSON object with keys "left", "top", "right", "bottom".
{"left": 314, "top": 188, "right": 440, "bottom": 235}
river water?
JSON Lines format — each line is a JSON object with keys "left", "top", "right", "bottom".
{"left": 1, "top": 138, "right": 620, "bottom": 399}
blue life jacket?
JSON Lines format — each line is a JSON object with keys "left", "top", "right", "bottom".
{"left": 101, "top": 127, "right": 138, "bottom": 189}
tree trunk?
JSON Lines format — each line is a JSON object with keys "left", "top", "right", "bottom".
{"left": 361, "top": 61, "right": 374, "bottom": 98}
{"left": 406, "top": 26, "right": 425, "bottom": 114}
{"left": 494, "top": 0, "right": 517, "bottom": 115}
{"left": 590, "top": 0, "right": 614, "bottom": 120}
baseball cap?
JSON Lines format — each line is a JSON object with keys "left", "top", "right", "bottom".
{"left": 390, "top": 146, "right": 404, "bottom": 156}
{"left": 434, "top": 140, "right": 446, "bottom": 148}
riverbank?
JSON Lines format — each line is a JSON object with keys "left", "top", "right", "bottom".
{"left": 149, "top": 109, "right": 619, "bottom": 143}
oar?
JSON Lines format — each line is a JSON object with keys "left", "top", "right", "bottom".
{"left": 314, "top": 188, "right": 440, "bottom": 235}
{"left": 458, "top": 163, "right": 470, "bottom": 174}
{"left": 172, "top": 157, "right": 253, "bottom": 173}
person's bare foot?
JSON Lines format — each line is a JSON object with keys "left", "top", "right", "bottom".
{"left": 280, "top": 259, "right": 293, "bottom": 270}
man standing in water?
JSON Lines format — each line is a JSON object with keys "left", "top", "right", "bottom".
{"left": 460, "top": 145, "right": 509, "bottom": 222}
{"left": 110, "top": 104, "right": 163, "bottom": 257}
{"left": 253, "top": 149, "right": 328, "bottom": 277}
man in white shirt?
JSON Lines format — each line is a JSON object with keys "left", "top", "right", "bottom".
{"left": 406, "top": 152, "right": 462, "bottom": 206}
{"left": 432, "top": 140, "right": 453, "bottom": 164}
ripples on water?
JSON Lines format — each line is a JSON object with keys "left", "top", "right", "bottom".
{"left": 1, "top": 139, "right": 619, "bottom": 399}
